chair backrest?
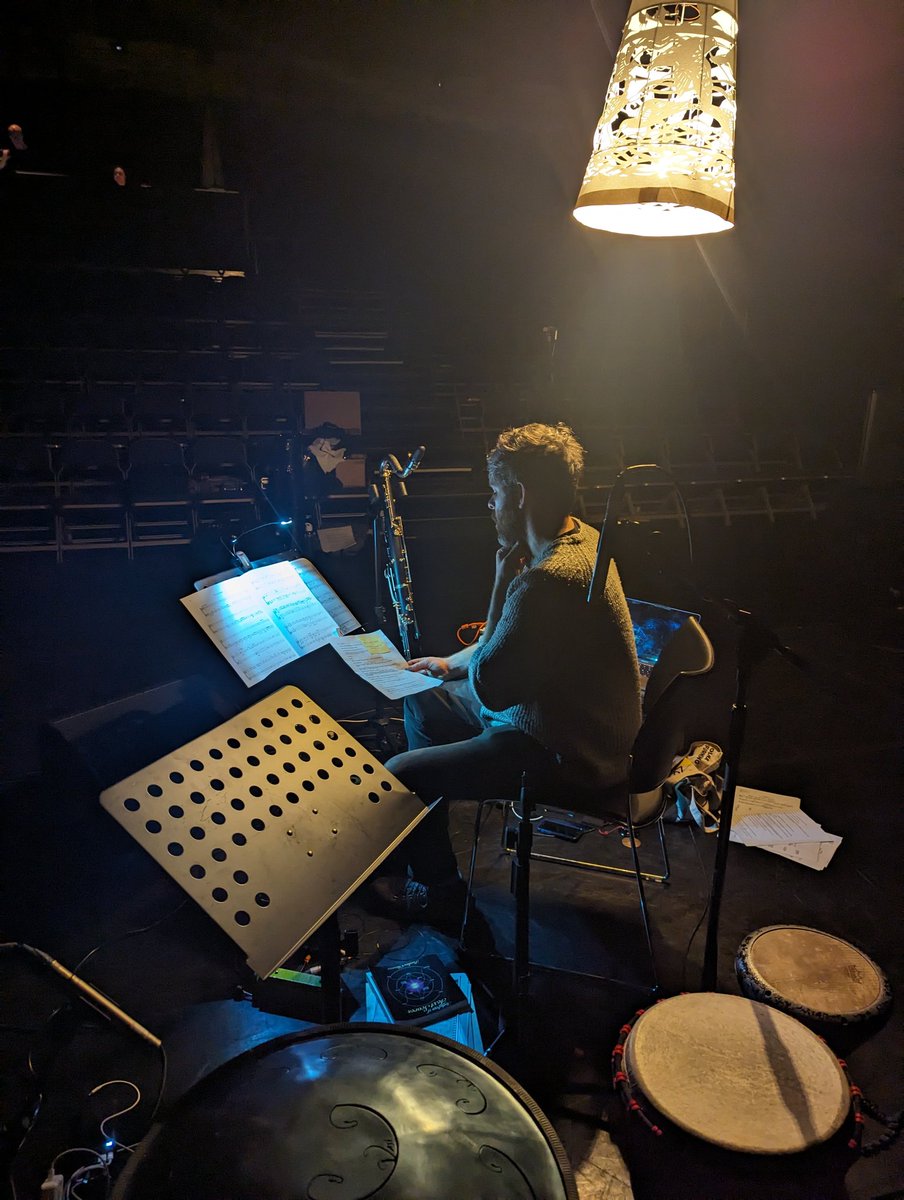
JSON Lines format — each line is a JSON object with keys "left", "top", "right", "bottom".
{"left": 630, "top": 616, "right": 716, "bottom": 801}
{"left": 642, "top": 615, "right": 715, "bottom": 713}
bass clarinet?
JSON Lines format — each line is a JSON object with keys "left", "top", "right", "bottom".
{"left": 371, "top": 445, "right": 424, "bottom": 659}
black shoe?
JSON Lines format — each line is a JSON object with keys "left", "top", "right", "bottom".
{"left": 369, "top": 874, "right": 468, "bottom": 927}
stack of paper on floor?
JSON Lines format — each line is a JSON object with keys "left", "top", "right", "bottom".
{"left": 730, "top": 786, "right": 842, "bottom": 870}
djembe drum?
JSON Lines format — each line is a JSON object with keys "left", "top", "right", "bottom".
{"left": 612, "top": 992, "right": 861, "bottom": 1200}
{"left": 736, "top": 925, "right": 893, "bottom": 1055}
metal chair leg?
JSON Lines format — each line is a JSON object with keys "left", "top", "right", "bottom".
{"left": 626, "top": 810, "right": 660, "bottom": 993}
{"left": 512, "top": 772, "right": 534, "bottom": 1041}
{"left": 459, "top": 797, "right": 497, "bottom": 950}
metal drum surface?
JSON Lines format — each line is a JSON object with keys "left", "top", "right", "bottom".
{"left": 114, "top": 1023, "right": 577, "bottom": 1200}
{"left": 736, "top": 925, "right": 892, "bottom": 1052}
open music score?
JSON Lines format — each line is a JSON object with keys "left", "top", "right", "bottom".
{"left": 181, "top": 558, "right": 437, "bottom": 698}
{"left": 181, "top": 558, "right": 357, "bottom": 687}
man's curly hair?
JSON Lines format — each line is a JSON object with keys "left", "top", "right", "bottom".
{"left": 487, "top": 422, "right": 585, "bottom": 513}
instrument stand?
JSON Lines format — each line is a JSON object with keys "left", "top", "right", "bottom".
{"left": 369, "top": 509, "right": 400, "bottom": 756}
{"left": 701, "top": 602, "right": 811, "bottom": 991}
{"left": 333, "top": 507, "right": 410, "bottom": 763}
{"left": 100, "top": 685, "right": 429, "bottom": 1021}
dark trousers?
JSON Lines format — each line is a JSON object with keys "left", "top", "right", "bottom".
{"left": 384, "top": 680, "right": 558, "bottom": 885}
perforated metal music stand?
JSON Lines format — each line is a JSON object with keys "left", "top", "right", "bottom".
{"left": 100, "top": 685, "right": 428, "bottom": 984}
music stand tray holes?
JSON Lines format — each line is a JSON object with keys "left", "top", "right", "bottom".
{"left": 100, "top": 685, "right": 428, "bottom": 977}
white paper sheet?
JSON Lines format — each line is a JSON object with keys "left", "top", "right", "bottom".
{"left": 193, "top": 555, "right": 361, "bottom": 637}
{"left": 317, "top": 525, "right": 357, "bottom": 554}
{"left": 730, "top": 808, "right": 830, "bottom": 845}
{"left": 181, "top": 574, "right": 298, "bottom": 687}
{"left": 289, "top": 558, "right": 360, "bottom": 634}
{"left": 254, "top": 559, "right": 338, "bottom": 655}
{"left": 732, "top": 785, "right": 801, "bottom": 823}
{"left": 757, "top": 835, "right": 842, "bottom": 871}
{"left": 728, "top": 784, "right": 842, "bottom": 871}
{"left": 182, "top": 558, "right": 346, "bottom": 686}
{"left": 330, "top": 631, "right": 444, "bottom": 700}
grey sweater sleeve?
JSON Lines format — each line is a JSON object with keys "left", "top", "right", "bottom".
{"left": 469, "top": 570, "right": 547, "bottom": 713}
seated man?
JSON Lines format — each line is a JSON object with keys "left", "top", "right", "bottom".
{"left": 374, "top": 421, "right": 642, "bottom": 924}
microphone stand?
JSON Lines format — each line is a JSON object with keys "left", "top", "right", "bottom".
{"left": 587, "top": 466, "right": 819, "bottom": 993}
{"left": 700, "top": 601, "right": 812, "bottom": 991}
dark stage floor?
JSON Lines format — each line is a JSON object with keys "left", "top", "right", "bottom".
{"left": 1, "top": 549, "right": 902, "bottom": 1199}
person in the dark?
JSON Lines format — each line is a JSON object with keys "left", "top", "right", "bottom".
{"left": 372, "top": 422, "right": 642, "bottom": 924}
{"left": 0, "top": 123, "right": 27, "bottom": 195}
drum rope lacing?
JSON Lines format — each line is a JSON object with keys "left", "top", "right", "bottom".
{"left": 856, "top": 1092, "right": 903, "bottom": 1156}
{"left": 611, "top": 999, "right": 869, "bottom": 1154}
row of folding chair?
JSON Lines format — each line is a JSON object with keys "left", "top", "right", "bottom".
{"left": 0, "top": 349, "right": 325, "bottom": 392}
{"left": 0, "top": 437, "right": 273, "bottom": 556}
{"left": 0, "top": 382, "right": 316, "bottom": 437}
{"left": 0, "top": 327, "right": 391, "bottom": 374}
{"left": 579, "top": 426, "right": 846, "bottom": 478}
{"left": 0, "top": 435, "right": 293, "bottom": 491}
{"left": 577, "top": 476, "right": 827, "bottom": 526}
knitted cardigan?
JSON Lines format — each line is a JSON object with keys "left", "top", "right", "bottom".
{"left": 469, "top": 519, "right": 642, "bottom": 788}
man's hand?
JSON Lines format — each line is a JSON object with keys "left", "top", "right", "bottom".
{"left": 406, "top": 656, "right": 454, "bottom": 680}
{"left": 495, "top": 540, "right": 529, "bottom": 584}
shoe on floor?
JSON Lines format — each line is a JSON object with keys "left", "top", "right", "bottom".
{"left": 369, "top": 874, "right": 468, "bottom": 927}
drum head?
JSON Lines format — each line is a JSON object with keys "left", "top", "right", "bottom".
{"left": 740, "top": 925, "right": 888, "bottom": 1019}
{"left": 114, "top": 1023, "right": 577, "bottom": 1200}
{"left": 624, "top": 993, "right": 849, "bottom": 1155}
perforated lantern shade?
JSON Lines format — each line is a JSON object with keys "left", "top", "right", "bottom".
{"left": 574, "top": 1, "right": 738, "bottom": 237}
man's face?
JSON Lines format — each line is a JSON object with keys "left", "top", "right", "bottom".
{"left": 488, "top": 477, "right": 524, "bottom": 549}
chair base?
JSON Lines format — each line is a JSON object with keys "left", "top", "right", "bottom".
{"left": 460, "top": 778, "right": 662, "bottom": 1050}
{"left": 499, "top": 802, "right": 672, "bottom": 885}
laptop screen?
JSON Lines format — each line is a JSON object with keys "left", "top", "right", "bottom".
{"left": 627, "top": 597, "right": 700, "bottom": 679}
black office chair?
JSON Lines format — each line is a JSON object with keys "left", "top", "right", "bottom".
{"left": 460, "top": 615, "right": 716, "bottom": 997}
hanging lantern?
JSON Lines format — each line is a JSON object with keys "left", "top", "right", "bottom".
{"left": 574, "top": 1, "right": 738, "bottom": 237}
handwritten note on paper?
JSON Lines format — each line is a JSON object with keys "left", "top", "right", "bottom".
{"left": 330, "top": 631, "right": 443, "bottom": 700}
{"left": 254, "top": 560, "right": 338, "bottom": 656}
{"left": 181, "top": 574, "right": 297, "bottom": 686}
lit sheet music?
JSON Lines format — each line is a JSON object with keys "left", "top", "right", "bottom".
{"left": 181, "top": 575, "right": 297, "bottom": 687}
{"left": 255, "top": 560, "right": 339, "bottom": 655}
{"left": 290, "top": 558, "right": 360, "bottom": 634}
{"left": 330, "top": 631, "right": 443, "bottom": 700}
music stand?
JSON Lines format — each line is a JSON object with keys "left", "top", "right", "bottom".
{"left": 100, "top": 685, "right": 430, "bottom": 1019}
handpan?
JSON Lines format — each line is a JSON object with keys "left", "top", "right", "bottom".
{"left": 113, "top": 1023, "right": 577, "bottom": 1200}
